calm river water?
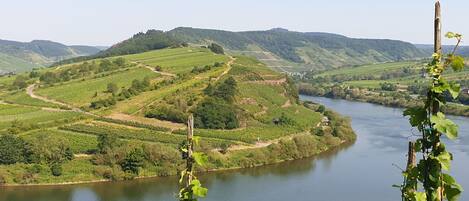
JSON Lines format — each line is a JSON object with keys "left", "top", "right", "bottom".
{"left": 1, "top": 95, "right": 467, "bottom": 201}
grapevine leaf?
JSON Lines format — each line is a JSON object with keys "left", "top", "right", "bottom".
{"left": 435, "top": 151, "right": 452, "bottom": 171}
{"left": 403, "top": 107, "right": 427, "bottom": 127}
{"left": 446, "top": 32, "right": 456, "bottom": 38}
{"left": 414, "top": 192, "right": 427, "bottom": 201}
{"left": 191, "top": 179, "right": 208, "bottom": 197}
{"left": 443, "top": 173, "right": 463, "bottom": 201}
{"left": 414, "top": 139, "right": 422, "bottom": 152}
{"left": 193, "top": 152, "right": 208, "bottom": 167}
{"left": 451, "top": 56, "right": 465, "bottom": 72}
{"left": 448, "top": 82, "right": 461, "bottom": 99}
{"left": 431, "top": 112, "right": 459, "bottom": 140}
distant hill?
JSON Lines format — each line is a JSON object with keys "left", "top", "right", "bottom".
{"left": 167, "top": 27, "right": 427, "bottom": 71}
{"left": 0, "top": 39, "right": 101, "bottom": 73}
{"left": 415, "top": 44, "right": 469, "bottom": 57}
{"left": 58, "top": 27, "right": 427, "bottom": 72}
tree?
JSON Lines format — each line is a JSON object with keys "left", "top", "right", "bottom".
{"left": 12, "top": 75, "right": 28, "bottom": 89}
{"left": 120, "top": 147, "right": 145, "bottom": 174}
{"left": 194, "top": 98, "right": 239, "bottom": 129}
{"left": 97, "top": 133, "right": 119, "bottom": 154}
{"left": 107, "top": 82, "right": 119, "bottom": 95}
{"left": 208, "top": 43, "right": 224, "bottom": 54}
{"left": 0, "top": 134, "right": 27, "bottom": 164}
{"left": 113, "top": 57, "right": 126, "bottom": 67}
{"left": 213, "top": 77, "right": 237, "bottom": 102}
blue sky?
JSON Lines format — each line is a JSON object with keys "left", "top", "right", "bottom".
{"left": 0, "top": 0, "right": 467, "bottom": 46}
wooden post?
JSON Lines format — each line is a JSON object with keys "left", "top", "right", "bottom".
{"left": 186, "top": 114, "right": 194, "bottom": 188}
{"left": 406, "top": 142, "right": 416, "bottom": 170}
{"left": 434, "top": 2, "right": 443, "bottom": 200}
{"left": 432, "top": 0, "right": 442, "bottom": 115}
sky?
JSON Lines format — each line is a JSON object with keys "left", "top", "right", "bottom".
{"left": 0, "top": 0, "right": 468, "bottom": 46}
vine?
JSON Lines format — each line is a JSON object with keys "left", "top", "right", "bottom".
{"left": 398, "top": 2, "right": 465, "bottom": 201}
{"left": 178, "top": 114, "right": 209, "bottom": 201}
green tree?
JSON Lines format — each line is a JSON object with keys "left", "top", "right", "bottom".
{"left": 12, "top": 75, "right": 28, "bottom": 89}
{"left": 97, "top": 133, "right": 119, "bottom": 154}
{"left": 120, "top": 147, "right": 145, "bottom": 174}
{"left": 107, "top": 82, "right": 119, "bottom": 95}
{"left": 0, "top": 134, "right": 27, "bottom": 164}
{"left": 213, "top": 77, "right": 237, "bottom": 102}
{"left": 208, "top": 43, "right": 224, "bottom": 54}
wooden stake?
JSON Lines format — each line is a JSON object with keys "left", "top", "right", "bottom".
{"left": 186, "top": 114, "right": 194, "bottom": 188}
{"left": 406, "top": 142, "right": 416, "bottom": 170}
{"left": 432, "top": 0, "right": 442, "bottom": 115}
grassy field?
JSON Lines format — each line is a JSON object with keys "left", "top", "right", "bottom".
{"left": 316, "top": 61, "right": 421, "bottom": 77}
{"left": 0, "top": 103, "right": 87, "bottom": 130}
{"left": 125, "top": 47, "right": 229, "bottom": 74}
{"left": 36, "top": 67, "right": 159, "bottom": 107}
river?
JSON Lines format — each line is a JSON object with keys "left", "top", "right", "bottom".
{"left": 1, "top": 95, "right": 467, "bottom": 201}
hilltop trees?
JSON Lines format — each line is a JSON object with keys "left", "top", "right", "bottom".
{"left": 194, "top": 77, "right": 239, "bottom": 129}
{"left": 208, "top": 43, "right": 224, "bottom": 54}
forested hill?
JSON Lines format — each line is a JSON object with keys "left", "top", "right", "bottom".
{"left": 0, "top": 39, "right": 102, "bottom": 73}
{"left": 57, "top": 27, "right": 427, "bottom": 72}
{"left": 168, "top": 27, "right": 426, "bottom": 71}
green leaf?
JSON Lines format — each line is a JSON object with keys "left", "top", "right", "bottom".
{"left": 443, "top": 173, "right": 463, "bottom": 201}
{"left": 414, "top": 192, "right": 427, "bottom": 201}
{"left": 403, "top": 107, "right": 427, "bottom": 127}
{"left": 191, "top": 179, "right": 208, "bottom": 197}
{"left": 446, "top": 32, "right": 456, "bottom": 38}
{"left": 431, "top": 112, "right": 459, "bottom": 140}
{"left": 451, "top": 56, "right": 465, "bottom": 72}
{"left": 435, "top": 151, "right": 452, "bottom": 171}
{"left": 193, "top": 152, "right": 208, "bottom": 167}
{"left": 448, "top": 82, "right": 461, "bottom": 99}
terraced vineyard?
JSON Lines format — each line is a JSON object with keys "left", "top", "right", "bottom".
{"left": 0, "top": 46, "right": 354, "bottom": 185}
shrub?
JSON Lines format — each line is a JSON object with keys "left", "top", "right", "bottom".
{"left": 120, "top": 147, "right": 145, "bottom": 174}
{"left": 50, "top": 163, "right": 63, "bottom": 176}
{"left": 0, "top": 134, "right": 28, "bottom": 165}
{"left": 208, "top": 43, "right": 224, "bottom": 54}
{"left": 194, "top": 98, "right": 239, "bottom": 129}
{"left": 145, "top": 105, "right": 187, "bottom": 123}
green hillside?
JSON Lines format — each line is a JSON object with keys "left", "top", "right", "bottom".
{"left": 57, "top": 27, "right": 426, "bottom": 72}
{"left": 0, "top": 39, "right": 101, "bottom": 73}
{"left": 0, "top": 47, "right": 355, "bottom": 184}
{"left": 298, "top": 60, "right": 469, "bottom": 116}
{"left": 0, "top": 53, "right": 38, "bottom": 73}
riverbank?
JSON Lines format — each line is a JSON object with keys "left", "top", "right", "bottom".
{"left": 0, "top": 109, "right": 356, "bottom": 187}
{"left": 298, "top": 84, "right": 469, "bottom": 117}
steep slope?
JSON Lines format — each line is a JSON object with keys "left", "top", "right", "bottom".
{"left": 0, "top": 39, "right": 101, "bottom": 73}
{"left": 58, "top": 27, "right": 426, "bottom": 73}
{"left": 167, "top": 27, "right": 426, "bottom": 71}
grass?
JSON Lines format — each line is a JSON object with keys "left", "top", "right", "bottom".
{"left": 0, "top": 103, "right": 87, "bottom": 130}
{"left": 316, "top": 61, "right": 420, "bottom": 77}
{"left": 35, "top": 67, "right": 159, "bottom": 107}
{"left": 2, "top": 91, "right": 60, "bottom": 108}
{"left": 125, "top": 47, "right": 229, "bottom": 74}
{"left": 21, "top": 129, "right": 98, "bottom": 153}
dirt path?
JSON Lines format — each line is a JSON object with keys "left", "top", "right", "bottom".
{"left": 245, "top": 78, "right": 286, "bottom": 85}
{"left": 214, "top": 56, "right": 235, "bottom": 81}
{"left": 26, "top": 84, "right": 98, "bottom": 117}
{"left": 132, "top": 62, "right": 177, "bottom": 77}
{"left": 222, "top": 133, "right": 307, "bottom": 152}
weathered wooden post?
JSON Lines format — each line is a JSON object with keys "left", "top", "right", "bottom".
{"left": 432, "top": 0, "right": 442, "bottom": 115}
{"left": 186, "top": 114, "right": 194, "bottom": 188}
{"left": 406, "top": 142, "right": 416, "bottom": 170}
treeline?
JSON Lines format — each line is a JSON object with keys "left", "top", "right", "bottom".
{"left": 90, "top": 77, "right": 151, "bottom": 109}
{"left": 9, "top": 57, "right": 129, "bottom": 90}
{"left": 299, "top": 83, "right": 469, "bottom": 116}
{"left": 53, "top": 30, "right": 185, "bottom": 66}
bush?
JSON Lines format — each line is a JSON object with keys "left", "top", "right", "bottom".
{"left": 194, "top": 98, "right": 239, "bottom": 129}
{"left": 145, "top": 105, "right": 187, "bottom": 123}
{"left": 0, "top": 134, "right": 28, "bottom": 165}
{"left": 120, "top": 147, "right": 145, "bottom": 174}
{"left": 208, "top": 43, "right": 224, "bottom": 54}
{"left": 50, "top": 163, "right": 63, "bottom": 176}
